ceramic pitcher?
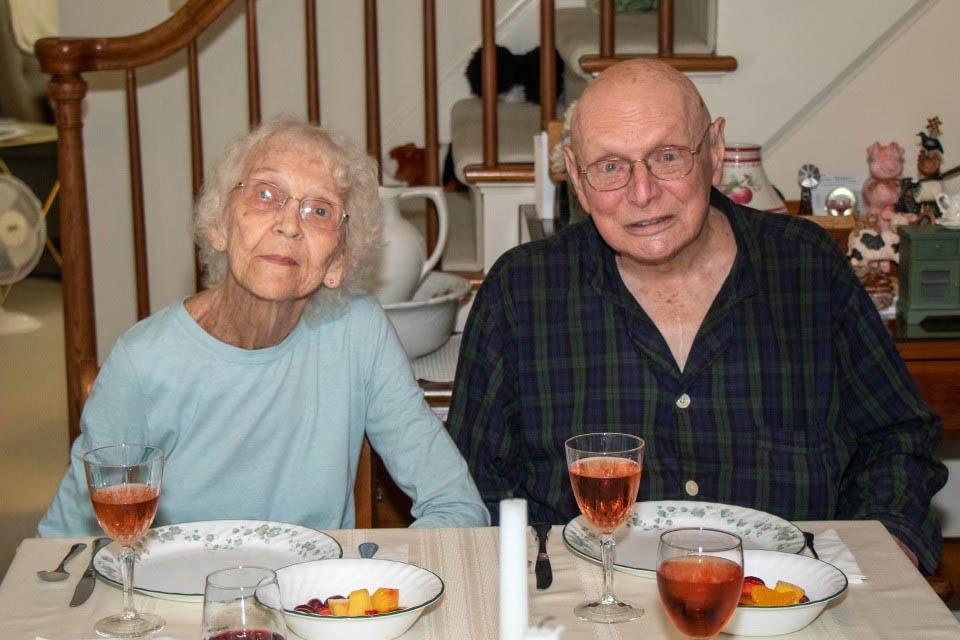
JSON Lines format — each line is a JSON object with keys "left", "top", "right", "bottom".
{"left": 375, "top": 185, "right": 449, "bottom": 305}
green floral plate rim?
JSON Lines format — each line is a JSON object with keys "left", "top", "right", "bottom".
{"left": 93, "top": 519, "right": 342, "bottom": 602}
{"left": 562, "top": 500, "right": 804, "bottom": 578}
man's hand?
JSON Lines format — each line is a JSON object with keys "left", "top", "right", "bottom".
{"left": 893, "top": 535, "right": 919, "bottom": 567}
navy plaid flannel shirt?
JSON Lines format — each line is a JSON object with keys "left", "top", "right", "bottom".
{"left": 447, "top": 189, "right": 947, "bottom": 573}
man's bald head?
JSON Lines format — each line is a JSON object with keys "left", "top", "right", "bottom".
{"left": 569, "top": 59, "right": 711, "bottom": 158}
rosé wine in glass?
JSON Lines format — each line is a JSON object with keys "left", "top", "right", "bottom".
{"left": 565, "top": 433, "right": 645, "bottom": 624}
{"left": 90, "top": 483, "right": 160, "bottom": 546}
{"left": 83, "top": 444, "right": 164, "bottom": 638}
{"left": 657, "top": 528, "right": 744, "bottom": 639}
{"left": 569, "top": 456, "right": 641, "bottom": 534}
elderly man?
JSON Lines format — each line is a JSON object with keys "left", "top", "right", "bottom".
{"left": 447, "top": 59, "right": 946, "bottom": 573}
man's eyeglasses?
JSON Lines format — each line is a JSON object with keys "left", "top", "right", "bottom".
{"left": 578, "top": 124, "right": 713, "bottom": 191}
{"left": 234, "top": 180, "right": 348, "bottom": 231}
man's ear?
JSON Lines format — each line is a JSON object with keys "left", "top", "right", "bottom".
{"left": 709, "top": 117, "right": 726, "bottom": 187}
{"left": 563, "top": 146, "right": 590, "bottom": 213}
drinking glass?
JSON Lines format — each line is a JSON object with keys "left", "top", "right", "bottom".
{"left": 657, "top": 527, "right": 744, "bottom": 639}
{"left": 82, "top": 444, "right": 164, "bottom": 638}
{"left": 202, "top": 567, "right": 287, "bottom": 640}
{"left": 564, "top": 432, "right": 645, "bottom": 623}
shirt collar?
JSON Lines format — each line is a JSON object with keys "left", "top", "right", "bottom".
{"left": 583, "top": 187, "right": 761, "bottom": 310}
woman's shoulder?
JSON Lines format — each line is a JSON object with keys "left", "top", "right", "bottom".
{"left": 301, "top": 294, "right": 390, "bottom": 342}
{"left": 115, "top": 300, "right": 192, "bottom": 350}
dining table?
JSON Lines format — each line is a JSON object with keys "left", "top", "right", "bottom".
{"left": 1, "top": 520, "right": 958, "bottom": 639}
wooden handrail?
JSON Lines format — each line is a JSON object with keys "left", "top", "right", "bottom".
{"left": 34, "top": 0, "right": 235, "bottom": 75}
{"left": 580, "top": 55, "right": 738, "bottom": 75}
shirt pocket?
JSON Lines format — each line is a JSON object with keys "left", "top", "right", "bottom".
{"left": 749, "top": 423, "right": 838, "bottom": 519}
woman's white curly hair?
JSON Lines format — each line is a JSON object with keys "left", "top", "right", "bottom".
{"left": 193, "top": 117, "right": 383, "bottom": 320}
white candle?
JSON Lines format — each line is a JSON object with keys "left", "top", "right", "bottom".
{"left": 499, "top": 498, "right": 529, "bottom": 640}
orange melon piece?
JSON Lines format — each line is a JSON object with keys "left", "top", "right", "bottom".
{"left": 371, "top": 587, "right": 400, "bottom": 613}
{"left": 751, "top": 585, "right": 798, "bottom": 606}
{"left": 774, "top": 580, "right": 805, "bottom": 601}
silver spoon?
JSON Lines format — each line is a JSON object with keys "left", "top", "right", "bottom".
{"left": 358, "top": 542, "right": 379, "bottom": 559}
{"left": 37, "top": 542, "right": 87, "bottom": 582}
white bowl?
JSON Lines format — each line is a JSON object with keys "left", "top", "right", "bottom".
{"left": 382, "top": 271, "right": 471, "bottom": 359}
{"left": 277, "top": 558, "right": 444, "bottom": 640}
{"left": 722, "top": 549, "right": 848, "bottom": 636}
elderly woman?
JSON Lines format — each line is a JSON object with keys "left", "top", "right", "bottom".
{"left": 38, "top": 117, "right": 488, "bottom": 534}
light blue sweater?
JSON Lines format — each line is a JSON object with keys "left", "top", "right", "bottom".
{"left": 38, "top": 296, "right": 489, "bottom": 535}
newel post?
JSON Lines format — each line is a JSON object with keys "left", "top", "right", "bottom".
{"left": 47, "top": 72, "right": 97, "bottom": 445}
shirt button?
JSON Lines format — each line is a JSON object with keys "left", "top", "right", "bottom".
{"left": 676, "top": 393, "right": 691, "bottom": 409}
{"left": 685, "top": 480, "right": 699, "bottom": 496}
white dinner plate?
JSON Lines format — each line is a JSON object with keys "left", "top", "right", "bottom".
{"left": 563, "top": 500, "right": 804, "bottom": 578}
{"left": 93, "top": 520, "right": 342, "bottom": 602}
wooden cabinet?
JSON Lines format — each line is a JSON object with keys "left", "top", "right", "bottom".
{"left": 891, "top": 326, "right": 960, "bottom": 440}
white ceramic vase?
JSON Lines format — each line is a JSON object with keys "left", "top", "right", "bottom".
{"left": 720, "top": 144, "right": 787, "bottom": 213}
{"left": 375, "top": 185, "right": 449, "bottom": 305}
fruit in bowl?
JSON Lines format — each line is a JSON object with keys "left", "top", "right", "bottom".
{"left": 722, "top": 550, "right": 848, "bottom": 636}
{"left": 277, "top": 558, "right": 443, "bottom": 640}
{"left": 294, "top": 587, "right": 403, "bottom": 617}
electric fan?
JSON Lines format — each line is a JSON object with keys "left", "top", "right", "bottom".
{"left": 0, "top": 173, "right": 46, "bottom": 334}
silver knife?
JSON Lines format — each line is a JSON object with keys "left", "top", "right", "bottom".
{"left": 70, "top": 537, "right": 112, "bottom": 607}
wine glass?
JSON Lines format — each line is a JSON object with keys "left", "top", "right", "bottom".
{"left": 202, "top": 566, "right": 287, "bottom": 640}
{"left": 564, "top": 432, "right": 645, "bottom": 624}
{"left": 657, "top": 527, "right": 744, "bottom": 639}
{"left": 82, "top": 444, "right": 164, "bottom": 638}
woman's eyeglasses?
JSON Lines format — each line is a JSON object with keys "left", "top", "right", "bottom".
{"left": 234, "top": 180, "right": 348, "bottom": 231}
{"left": 578, "top": 125, "right": 712, "bottom": 191}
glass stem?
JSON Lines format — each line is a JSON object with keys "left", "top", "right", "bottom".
{"left": 599, "top": 534, "right": 616, "bottom": 605}
{"left": 120, "top": 545, "right": 138, "bottom": 620}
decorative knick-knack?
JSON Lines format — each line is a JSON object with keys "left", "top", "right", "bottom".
{"left": 797, "top": 164, "right": 820, "bottom": 215}
{"left": 720, "top": 144, "right": 787, "bottom": 213}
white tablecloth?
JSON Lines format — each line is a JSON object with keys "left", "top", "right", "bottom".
{"left": 1, "top": 521, "right": 957, "bottom": 639}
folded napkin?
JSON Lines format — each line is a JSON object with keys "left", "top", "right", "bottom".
{"left": 812, "top": 528, "right": 866, "bottom": 584}
{"left": 525, "top": 621, "right": 566, "bottom": 638}
{"left": 341, "top": 544, "right": 409, "bottom": 563}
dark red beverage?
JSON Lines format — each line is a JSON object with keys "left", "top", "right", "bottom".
{"left": 207, "top": 631, "right": 284, "bottom": 640}
{"left": 90, "top": 483, "right": 160, "bottom": 546}
{"left": 568, "top": 457, "right": 641, "bottom": 533}
{"left": 657, "top": 555, "right": 743, "bottom": 638}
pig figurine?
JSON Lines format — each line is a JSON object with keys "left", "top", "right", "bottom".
{"left": 861, "top": 142, "right": 911, "bottom": 232}
{"left": 849, "top": 142, "right": 916, "bottom": 271}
